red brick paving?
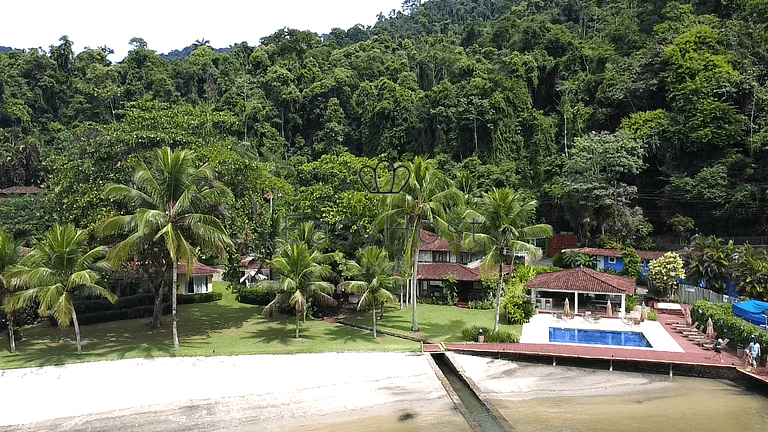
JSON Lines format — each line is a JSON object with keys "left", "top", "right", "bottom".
{"left": 440, "top": 310, "right": 768, "bottom": 386}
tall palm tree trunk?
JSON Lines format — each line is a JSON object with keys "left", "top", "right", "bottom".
{"left": 296, "top": 313, "right": 300, "bottom": 339}
{"left": 372, "top": 306, "right": 377, "bottom": 338}
{"left": 8, "top": 313, "right": 16, "bottom": 353}
{"left": 411, "top": 257, "right": 419, "bottom": 332}
{"left": 494, "top": 260, "right": 503, "bottom": 334}
{"left": 151, "top": 284, "right": 163, "bottom": 329}
{"left": 172, "top": 261, "right": 179, "bottom": 349}
{"left": 72, "top": 308, "right": 83, "bottom": 354}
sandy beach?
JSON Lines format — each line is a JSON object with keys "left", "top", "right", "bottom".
{"left": 0, "top": 352, "right": 468, "bottom": 431}
{"left": 1, "top": 352, "right": 766, "bottom": 431}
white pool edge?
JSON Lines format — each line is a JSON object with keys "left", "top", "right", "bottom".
{"left": 520, "top": 314, "right": 685, "bottom": 353}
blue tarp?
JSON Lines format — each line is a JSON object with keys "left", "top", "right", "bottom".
{"left": 732, "top": 300, "right": 768, "bottom": 326}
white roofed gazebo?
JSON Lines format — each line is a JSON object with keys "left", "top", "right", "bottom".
{"left": 525, "top": 267, "right": 636, "bottom": 316}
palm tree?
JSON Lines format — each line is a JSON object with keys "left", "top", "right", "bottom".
{"left": 0, "top": 230, "right": 21, "bottom": 352}
{"left": 258, "top": 242, "right": 338, "bottom": 339}
{"left": 682, "top": 235, "right": 736, "bottom": 294}
{"left": 378, "top": 157, "right": 462, "bottom": 332}
{"left": 339, "top": 246, "right": 403, "bottom": 338}
{"left": 6, "top": 224, "right": 116, "bottom": 354}
{"left": 731, "top": 244, "right": 768, "bottom": 300}
{"left": 463, "top": 188, "right": 553, "bottom": 334}
{"left": 99, "top": 147, "right": 233, "bottom": 348}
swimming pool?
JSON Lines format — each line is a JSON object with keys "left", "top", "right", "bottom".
{"left": 549, "top": 327, "right": 653, "bottom": 348}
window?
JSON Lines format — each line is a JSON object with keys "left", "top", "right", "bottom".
{"left": 433, "top": 251, "right": 449, "bottom": 262}
{"left": 194, "top": 276, "right": 208, "bottom": 293}
{"left": 458, "top": 252, "right": 472, "bottom": 264}
{"left": 607, "top": 256, "right": 617, "bottom": 264}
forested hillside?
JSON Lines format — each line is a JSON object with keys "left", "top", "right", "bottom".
{"left": 1, "top": 0, "right": 767, "bottom": 253}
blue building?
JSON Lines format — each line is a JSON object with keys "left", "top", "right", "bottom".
{"left": 576, "top": 248, "right": 665, "bottom": 276}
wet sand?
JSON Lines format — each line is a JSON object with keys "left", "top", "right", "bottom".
{"left": 453, "top": 354, "right": 768, "bottom": 432}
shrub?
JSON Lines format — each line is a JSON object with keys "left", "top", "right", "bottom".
{"left": 196, "top": 291, "right": 223, "bottom": 303}
{"left": 553, "top": 251, "right": 595, "bottom": 269}
{"left": 647, "top": 309, "right": 658, "bottom": 321}
{"left": 621, "top": 247, "right": 643, "bottom": 280}
{"left": 460, "top": 325, "right": 519, "bottom": 343}
{"left": 0, "top": 302, "right": 39, "bottom": 331}
{"left": 417, "top": 297, "right": 450, "bottom": 306}
{"left": 468, "top": 299, "right": 494, "bottom": 310}
{"left": 625, "top": 295, "right": 639, "bottom": 312}
{"left": 502, "top": 294, "right": 535, "bottom": 324}
{"left": 691, "top": 300, "right": 768, "bottom": 347}
{"left": 237, "top": 286, "right": 274, "bottom": 305}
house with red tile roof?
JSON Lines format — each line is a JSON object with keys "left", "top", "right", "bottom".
{"left": 526, "top": 267, "right": 636, "bottom": 315}
{"left": 239, "top": 255, "right": 273, "bottom": 287}
{"left": 415, "top": 230, "right": 486, "bottom": 302}
{"left": 177, "top": 262, "right": 217, "bottom": 294}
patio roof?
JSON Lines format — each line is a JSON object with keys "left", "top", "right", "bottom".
{"left": 418, "top": 262, "right": 479, "bottom": 282}
{"left": 525, "top": 267, "right": 635, "bottom": 295}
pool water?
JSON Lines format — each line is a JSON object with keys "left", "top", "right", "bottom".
{"left": 549, "top": 327, "right": 653, "bottom": 348}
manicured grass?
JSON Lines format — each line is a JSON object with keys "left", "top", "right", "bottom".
{"left": 0, "top": 282, "right": 418, "bottom": 370}
{"left": 343, "top": 303, "right": 523, "bottom": 343}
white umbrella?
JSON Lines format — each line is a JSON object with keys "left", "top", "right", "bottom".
{"left": 563, "top": 298, "right": 571, "bottom": 316}
{"left": 606, "top": 300, "right": 613, "bottom": 317}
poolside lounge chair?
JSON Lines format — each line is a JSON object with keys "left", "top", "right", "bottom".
{"left": 680, "top": 323, "right": 704, "bottom": 335}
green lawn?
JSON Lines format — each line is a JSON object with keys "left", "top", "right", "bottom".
{"left": 343, "top": 303, "right": 523, "bottom": 343}
{"left": 0, "top": 282, "right": 418, "bottom": 370}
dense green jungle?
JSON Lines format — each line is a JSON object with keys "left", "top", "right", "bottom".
{"left": 2, "top": 0, "right": 768, "bottom": 256}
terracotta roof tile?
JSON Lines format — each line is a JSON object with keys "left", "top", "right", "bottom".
{"left": 1, "top": 186, "right": 43, "bottom": 194}
{"left": 240, "top": 255, "right": 261, "bottom": 269}
{"left": 577, "top": 247, "right": 664, "bottom": 261}
{"left": 417, "top": 262, "right": 479, "bottom": 282}
{"left": 576, "top": 247, "right": 623, "bottom": 257}
{"left": 417, "top": 230, "right": 451, "bottom": 251}
{"left": 637, "top": 251, "right": 665, "bottom": 260}
{"left": 178, "top": 262, "right": 217, "bottom": 276}
{"left": 525, "top": 267, "right": 635, "bottom": 295}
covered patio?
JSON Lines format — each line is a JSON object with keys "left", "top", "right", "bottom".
{"left": 525, "top": 267, "right": 636, "bottom": 316}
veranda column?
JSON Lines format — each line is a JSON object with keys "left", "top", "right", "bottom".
{"left": 574, "top": 292, "right": 579, "bottom": 315}
{"left": 620, "top": 294, "right": 626, "bottom": 316}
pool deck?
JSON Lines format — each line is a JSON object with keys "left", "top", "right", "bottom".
{"left": 424, "top": 309, "right": 768, "bottom": 386}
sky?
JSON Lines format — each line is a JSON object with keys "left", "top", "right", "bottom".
{"left": 0, "top": 0, "right": 406, "bottom": 61}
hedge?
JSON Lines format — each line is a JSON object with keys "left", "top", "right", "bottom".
{"left": 237, "top": 286, "right": 274, "bottom": 305}
{"left": 460, "top": 325, "right": 519, "bottom": 343}
{"left": 691, "top": 300, "right": 768, "bottom": 348}
{"left": 55, "top": 292, "right": 223, "bottom": 326}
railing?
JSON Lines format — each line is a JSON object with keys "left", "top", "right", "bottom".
{"left": 673, "top": 283, "right": 738, "bottom": 305}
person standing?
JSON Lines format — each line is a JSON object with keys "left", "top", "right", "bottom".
{"left": 750, "top": 338, "right": 761, "bottom": 370}
{"left": 745, "top": 340, "right": 754, "bottom": 370}
{"left": 710, "top": 338, "right": 724, "bottom": 363}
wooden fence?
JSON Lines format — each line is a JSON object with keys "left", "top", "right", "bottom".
{"left": 673, "top": 283, "right": 738, "bottom": 305}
